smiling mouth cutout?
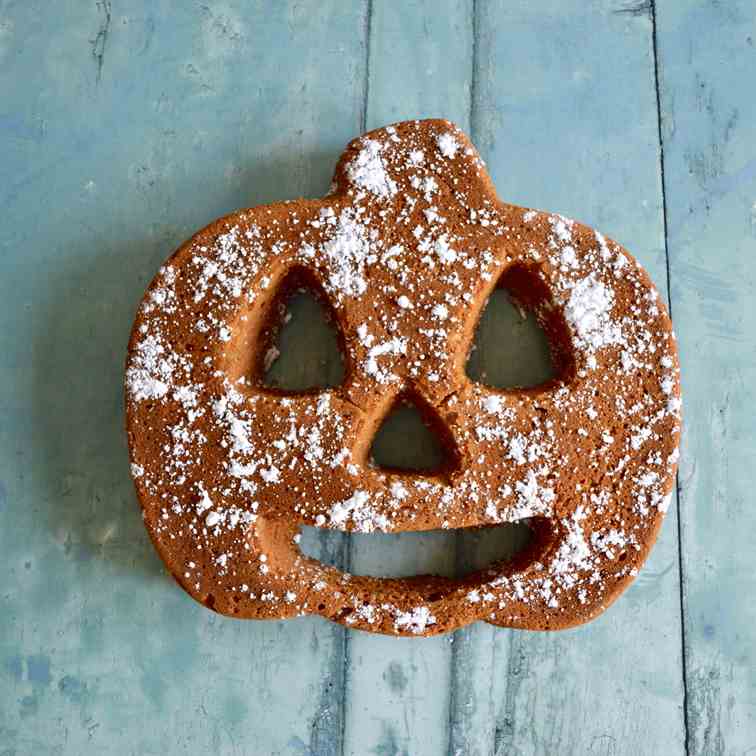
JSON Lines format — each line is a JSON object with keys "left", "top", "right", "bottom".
{"left": 126, "top": 119, "right": 681, "bottom": 635}
{"left": 298, "top": 522, "right": 537, "bottom": 580}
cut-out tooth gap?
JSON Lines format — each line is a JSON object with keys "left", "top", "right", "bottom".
{"left": 258, "top": 267, "right": 345, "bottom": 393}
{"left": 368, "top": 392, "right": 460, "bottom": 476}
{"left": 466, "top": 264, "right": 558, "bottom": 389}
{"left": 297, "top": 521, "right": 535, "bottom": 579}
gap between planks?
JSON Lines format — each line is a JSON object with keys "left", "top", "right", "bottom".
{"left": 650, "top": 2, "right": 691, "bottom": 753}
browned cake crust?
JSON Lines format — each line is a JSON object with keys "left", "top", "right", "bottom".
{"left": 125, "top": 119, "right": 681, "bottom": 635}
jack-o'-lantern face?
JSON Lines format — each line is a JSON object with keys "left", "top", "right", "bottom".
{"left": 126, "top": 119, "right": 680, "bottom": 635}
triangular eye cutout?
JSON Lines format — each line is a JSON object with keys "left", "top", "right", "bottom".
{"left": 257, "top": 267, "right": 346, "bottom": 393}
{"left": 369, "top": 393, "right": 460, "bottom": 476}
{"left": 466, "top": 264, "right": 559, "bottom": 389}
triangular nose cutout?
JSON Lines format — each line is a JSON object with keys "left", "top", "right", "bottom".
{"left": 259, "top": 267, "right": 345, "bottom": 392}
{"left": 466, "top": 265, "right": 556, "bottom": 389}
{"left": 369, "top": 393, "right": 459, "bottom": 476}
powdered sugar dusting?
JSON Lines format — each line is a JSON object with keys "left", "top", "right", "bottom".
{"left": 564, "top": 275, "right": 622, "bottom": 355}
{"left": 347, "top": 139, "right": 397, "bottom": 198}
{"left": 126, "top": 333, "right": 174, "bottom": 401}
{"left": 329, "top": 490, "right": 388, "bottom": 532}
{"left": 436, "top": 132, "right": 459, "bottom": 159}
{"left": 395, "top": 606, "right": 436, "bottom": 634}
{"left": 313, "top": 208, "right": 372, "bottom": 301}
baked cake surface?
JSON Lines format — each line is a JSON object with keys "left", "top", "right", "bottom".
{"left": 125, "top": 119, "right": 681, "bottom": 635}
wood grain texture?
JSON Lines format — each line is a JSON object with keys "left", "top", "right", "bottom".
{"left": 0, "top": 3, "right": 366, "bottom": 755}
{"left": 656, "top": 2, "right": 756, "bottom": 753}
{"left": 1, "top": 1, "right": 754, "bottom": 754}
{"left": 456, "top": 2, "right": 687, "bottom": 754}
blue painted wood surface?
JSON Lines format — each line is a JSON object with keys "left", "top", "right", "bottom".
{"left": 1, "top": 2, "right": 754, "bottom": 754}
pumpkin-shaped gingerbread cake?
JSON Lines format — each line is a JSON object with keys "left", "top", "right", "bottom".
{"left": 125, "top": 119, "right": 681, "bottom": 635}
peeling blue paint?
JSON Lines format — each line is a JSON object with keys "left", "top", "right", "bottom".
{"left": 19, "top": 695, "right": 38, "bottom": 718}
{"left": 26, "top": 655, "right": 51, "bottom": 687}
{"left": 383, "top": 661, "right": 408, "bottom": 694}
{"left": 58, "top": 675, "right": 87, "bottom": 704}
{"left": 3, "top": 655, "right": 23, "bottom": 682}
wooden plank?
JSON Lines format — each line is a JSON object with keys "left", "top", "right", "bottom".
{"left": 0, "top": 3, "right": 365, "bottom": 755}
{"left": 655, "top": 2, "right": 756, "bottom": 753}
{"left": 448, "top": 2, "right": 688, "bottom": 754}
{"left": 340, "top": 2, "right": 473, "bottom": 755}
